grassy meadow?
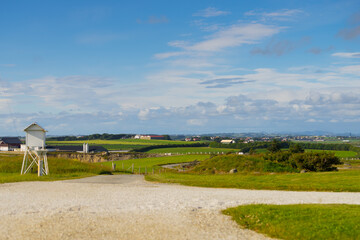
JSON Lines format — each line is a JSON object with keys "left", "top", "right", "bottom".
{"left": 0, "top": 153, "right": 111, "bottom": 184}
{"left": 146, "top": 169, "right": 360, "bottom": 192}
{"left": 223, "top": 204, "right": 360, "bottom": 240}
{"left": 146, "top": 147, "right": 238, "bottom": 154}
{"left": 46, "top": 139, "right": 208, "bottom": 151}
{"left": 100, "top": 154, "right": 210, "bottom": 174}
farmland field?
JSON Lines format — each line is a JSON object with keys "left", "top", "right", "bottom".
{"left": 46, "top": 139, "right": 208, "bottom": 151}
{"left": 47, "top": 139, "right": 207, "bottom": 146}
{"left": 100, "top": 154, "right": 210, "bottom": 174}
{"left": 146, "top": 147, "right": 238, "bottom": 154}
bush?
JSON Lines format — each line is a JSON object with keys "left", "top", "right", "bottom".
{"left": 268, "top": 139, "right": 282, "bottom": 153}
{"left": 263, "top": 151, "right": 341, "bottom": 172}
{"left": 264, "top": 151, "right": 292, "bottom": 163}
{"left": 289, "top": 143, "right": 305, "bottom": 153}
{"left": 289, "top": 152, "right": 342, "bottom": 171}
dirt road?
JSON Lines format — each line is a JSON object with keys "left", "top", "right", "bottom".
{"left": 1, "top": 175, "right": 359, "bottom": 239}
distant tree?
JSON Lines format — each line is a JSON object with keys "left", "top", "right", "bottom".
{"left": 163, "top": 135, "right": 171, "bottom": 140}
{"left": 268, "top": 139, "right": 282, "bottom": 153}
{"left": 289, "top": 143, "right": 305, "bottom": 153}
{"left": 249, "top": 148, "right": 255, "bottom": 155}
{"left": 200, "top": 136, "right": 211, "bottom": 141}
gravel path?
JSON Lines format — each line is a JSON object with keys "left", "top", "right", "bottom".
{"left": 1, "top": 175, "right": 360, "bottom": 240}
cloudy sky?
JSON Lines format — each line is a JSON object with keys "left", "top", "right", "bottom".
{"left": 1, "top": 0, "right": 360, "bottom": 135}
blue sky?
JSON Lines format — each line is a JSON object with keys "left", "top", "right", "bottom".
{"left": 1, "top": 0, "right": 360, "bottom": 135}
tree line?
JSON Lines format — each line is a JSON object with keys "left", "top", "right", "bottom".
{"left": 209, "top": 141, "right": 352, "bottom": 152}
{"left": 47, "top": 133, "right": 135, "bottom": 141}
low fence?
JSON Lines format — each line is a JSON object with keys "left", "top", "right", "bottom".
{"left": 342, "top": 158, "right": 360, "bottom": 160}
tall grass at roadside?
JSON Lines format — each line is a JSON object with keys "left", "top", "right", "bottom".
{"left": 223, "top": 204, "right": 360, "bottom": 240}
{"left": 0, "top": 154, "right": 111, "bottom": 184}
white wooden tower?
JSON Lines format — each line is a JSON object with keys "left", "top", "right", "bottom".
{"left": 21, "top": 123, "right": 49, "bottom": 176}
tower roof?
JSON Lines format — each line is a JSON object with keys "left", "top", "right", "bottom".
{"left": 24, "top": 122, "right": 47, "bottom": 132}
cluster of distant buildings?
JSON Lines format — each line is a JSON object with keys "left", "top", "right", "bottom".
{"left": 0, "top": 137, "right": 23, "bottom": 151}
{"left": 134, "top": 135, "right": 166, "bottom": 140}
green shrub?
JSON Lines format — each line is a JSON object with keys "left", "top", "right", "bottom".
{"left": 289, "top": 152, "right": 342, "bottom": 171}
{"left": 289, "top": 143, "right": 305, "bottom": 153}
{"left": 263, "top": 151, "right": 291, "bottom": 163}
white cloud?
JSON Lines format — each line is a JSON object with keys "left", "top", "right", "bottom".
{"left": 187, "top": 119, "right": 207, "bottom": 126}
{"left": 332, "top": 52, "right": 360, "bottom": 58}
{"left": 0, "top": 98, "right": 10, "bottom": 111}
{"left": 2, "top": 75, "right": 116, "bottom": 112}
{"left": 251, "top": 37, "right": 310, "bottom": 56}
{"left": 155, "top": 23, "right": 282, "bottom": 59}
{"left": 138, "top": 109, "right": 150, "bottom": 120}
{"left": 187, "top": 23, "right": 282, "bottom": 52}
{"left": 245, "top": 9, "right": 303, "bottom": 20}
{"left": 193, "top": 7, "right": 230, "bottom": 18}
{"left": 154, "top": 51, "right": 187, "bottom": 59}
{"left": 339, "top": 65, "right": 360, "bottom": 75}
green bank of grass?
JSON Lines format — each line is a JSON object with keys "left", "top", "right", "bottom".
{"left": 100, "top": 155, "right": 209, "bottom": 174}
{"left": 145, "top": 170, "right": 360, "bottom": 192}
{"left": 146, "top": 147, "right": 238, "bottom": 154}
{"left": 255, "top": 149, "right": 358, "bottom": 158}
{"left": 223, "top": 204, "right": 360, "bottom": 240}
{"left": 0, "top": 154, "right": 111, "bottom": 184}
{"left": 193, "top": 154, "right": 297, "bottom": 174}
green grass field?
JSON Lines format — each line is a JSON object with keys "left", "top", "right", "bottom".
{"left": 146, "top": 169, "right": 360, "bottom": 192}
{"left": 0, "top": 154, "right": 111, "bottom": 184}
{"left": 47, "top": 139, "right": 206, "bottom": 146}
{"left": 254, "top": 149, "right": 357, "bottom": 158}
{"left": 100, "top": 154, "right": 210, "bottom": 174}
{"left": 146, "top": 147, "right": 238, "bottom": 154}
{"left": 46, "top": 139, "right": 209, "bottom": 151}
{"left": 292, "top": 139, "right": 360, "bottom": 144}
{"left": 223, "top": 204, "right": 360, "bottom": 240}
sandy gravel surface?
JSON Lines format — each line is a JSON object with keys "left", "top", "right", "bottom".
{"left": 1, "top": 175, "right": 360, "bottom": 240}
